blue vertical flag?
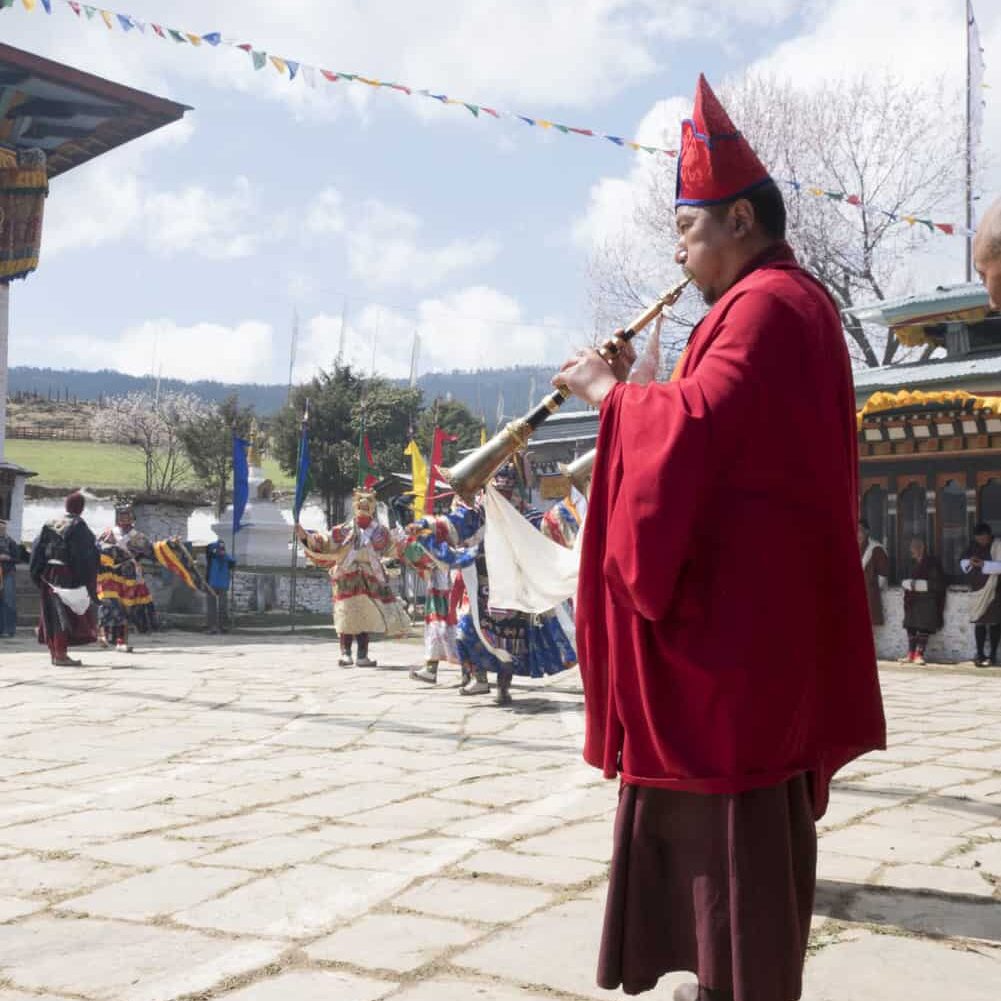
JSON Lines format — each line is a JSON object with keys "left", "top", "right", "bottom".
{"left": 293, "top": 405, "right": 311, "bottom": 524}
{"left": 232, "top": 435, "right": 250, "bottom": 538}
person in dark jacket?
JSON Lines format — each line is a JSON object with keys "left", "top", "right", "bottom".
{"left": 29, "top": 492, "right": 98, "bottom": 666}
{"left": 900, "top": 536, "right": 946, "bottom": 666}
{"left": 205, "top": 540, "right": 235, "bottom": 634}
{"left": 960, "top": 522, "right": 1001, "bottom": 666}
{"left": 859, "top": 519, "right": 890, "bottom": 627}
{"left": 0, "top": 519, "right": 28, "bottom": 637}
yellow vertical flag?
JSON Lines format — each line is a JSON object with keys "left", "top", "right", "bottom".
{"left": 100, "top": 9, "right": 113, "bottom": 28}
{"left": 22, "top": 0, "right": 37, "bottom": 12}
{"left": 480, "top": 425, "right": 487, "bottom": 447}
{"left": 404, "top": 440, "right": 428, "bottom": 518}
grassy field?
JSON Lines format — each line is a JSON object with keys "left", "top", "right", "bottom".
{"left": 6, "top": 440, "right": 295, "bottom": 492}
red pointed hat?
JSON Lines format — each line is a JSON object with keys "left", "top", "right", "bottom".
{"left": 676, "top": 74, "right": 771, "bottom": 206}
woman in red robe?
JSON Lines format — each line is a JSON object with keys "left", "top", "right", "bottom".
{"left": 557, "top": 75, "right": 885, "bottom": 1001}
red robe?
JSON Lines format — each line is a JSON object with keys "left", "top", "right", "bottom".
{"left": 577, "top": 243, "right": 885, "bottom": 818}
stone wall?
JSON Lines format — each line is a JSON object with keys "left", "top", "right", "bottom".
{"left": 873, "top": 585, "right": 980, "bottom": 663}
{"left": 231, "top": 567, "right": 333, "bottom": 615}
{"left": 133, "top": 500, "right": 193, "bottom": 542}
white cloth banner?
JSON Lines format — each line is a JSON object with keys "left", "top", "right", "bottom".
{"left": 47, "top": 583, "right": 92, "bottom": 615}
{"left": 483, "top": 485, "right": 581, "bottom": 613}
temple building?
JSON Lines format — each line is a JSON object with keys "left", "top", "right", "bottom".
{"left": 0, "top": 42, "right": 189, "bottom": 538}
{"left": 850, "top": 283, "right": 1001, "bottom": 584}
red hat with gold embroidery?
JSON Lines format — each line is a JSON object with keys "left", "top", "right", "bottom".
{"left": 676, "top": 74, "right": 771, "bottom": 206}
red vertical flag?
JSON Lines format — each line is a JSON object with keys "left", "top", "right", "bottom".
{"left": 425, "top": 427, "right": 458, "bottom": 513}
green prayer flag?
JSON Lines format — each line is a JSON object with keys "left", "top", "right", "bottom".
{"left": 168, "top": 29, "right": 186, "bottom": 43}
{"left": 463, "top": 103, "right": 480, "bottom": 117}
{"left": 252, "top": 50, "right": 267, "bottom": 70}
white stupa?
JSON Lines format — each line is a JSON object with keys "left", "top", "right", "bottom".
{"left": 211, "top": 428, "right": 293, "bottom": 567}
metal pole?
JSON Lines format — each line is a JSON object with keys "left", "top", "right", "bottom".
{"left": 965, "top": 0, "right": 973, "bottom": 283}
{"left": 289, "top": 524, "right": 299, "bottom": 634}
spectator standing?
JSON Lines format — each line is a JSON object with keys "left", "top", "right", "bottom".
{"left": 859, "top": 519, "right": 889, "bottom": 627}
{"left": 960, "top": 522, "right": 1001, "bottom": 667}
{"left": 205, "top": 540, "right": 235, "bottom": 634}
{"left": 900, "top": 537, "right": 946, "bottom": 665}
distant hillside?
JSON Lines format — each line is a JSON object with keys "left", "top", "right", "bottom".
{"left": 8, "top": 365, "right": 587, "bottom": 419}
{"left": 9, "top": 368, "right": 290, "bottom": 414}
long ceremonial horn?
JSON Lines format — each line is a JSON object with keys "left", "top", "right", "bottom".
{"left": 443, "top": 274, "right": 691, "bottom": 503}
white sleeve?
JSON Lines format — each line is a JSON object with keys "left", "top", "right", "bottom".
{"left": 877, "top": 575, "right": 888, "bottom": 590}
{"left": 961, "top": 559, "right": 973, "bottom": 574}
{"left": 983, "top": 560, "right": 1001, "bottom": 575}
{"left": 913, "top": 579, "right": 929, "bottom": 593}
{"left": 901, "top": 579, "right": 913, "bottom": 592}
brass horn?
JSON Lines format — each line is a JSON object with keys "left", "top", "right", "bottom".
{"left": 443, "top": 274, "right": 691, "bottom": 503}
{"left": 559, "top": 449, "right": 596, "bottom": 494}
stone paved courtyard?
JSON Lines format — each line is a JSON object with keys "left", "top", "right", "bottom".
{"left": 0, "top": 632, "right": 999, "bottom": 1001}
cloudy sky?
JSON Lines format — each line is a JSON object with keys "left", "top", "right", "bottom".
{"left": 2, "top": 0, "right": 999, "bottom": 385}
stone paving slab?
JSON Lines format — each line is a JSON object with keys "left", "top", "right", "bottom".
{"left": 0, "top": 636, "right": 998, "bottom": 1001}
{"left": 305, "top": 912, "right": 480, "bottom": 972}
{"left": 0, "top": 916, "right": 284, "bottom": 1001}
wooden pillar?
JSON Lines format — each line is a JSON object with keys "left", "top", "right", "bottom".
{"left": 0, "top": 282, "right": 8, "bottom": 464}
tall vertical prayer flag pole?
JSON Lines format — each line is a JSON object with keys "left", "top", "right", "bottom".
{"left": 289, "top": 400, "right": 311, "bottom": 634}
{"left": 966, "top": 0, "right": 974, "bottom": 282}
{"left": 230, "top": 433, "right": 250, "bottom": 633}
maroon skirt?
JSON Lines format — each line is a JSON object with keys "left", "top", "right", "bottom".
{"left": 597, "top": 775, "right": 816, "bottom": 1000}
{"left": 36, "top": 566, "right": 97, "bottom": 648}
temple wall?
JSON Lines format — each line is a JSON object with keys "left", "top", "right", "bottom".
{"left": 874, "top": 585, "right": 982, "bottom": 663}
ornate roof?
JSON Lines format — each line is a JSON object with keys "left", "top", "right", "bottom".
{"left": 0, "top": 42, "right": 190, "bottom": 178}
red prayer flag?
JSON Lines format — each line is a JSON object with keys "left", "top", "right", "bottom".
{"left": 425, "top": 427, "right": 458, "bottom": 513}
{"left": 846, "top": 194, "right": 862, "bottom": 206}
{"left": 321, "top": 70, "right": 339, "bottom": 82}
{"left": 936, "top": 223, "right": 955, "bottom": 235}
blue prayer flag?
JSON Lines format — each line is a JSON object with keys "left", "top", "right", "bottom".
{"left": 232, "top": 436, "right": 250, "bottom": 537}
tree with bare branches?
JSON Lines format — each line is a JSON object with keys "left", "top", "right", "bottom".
{"left": 590, "top": 74, "right": 965, "bottom": 369}
{"left": 91, "top": 391, "right": 206, "bottom": 495}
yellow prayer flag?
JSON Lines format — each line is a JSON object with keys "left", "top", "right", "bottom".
{"left": 21, "top": 0, "right": 37, "bottom": 12}
{"left": 100, "top": 9, "right": 113, "bottom": 27}
{"left": 537, "top": 120, "right": 553, "bottom": 129}
{"left": 627, "top": 141, "right": 642, "bottom": 150}
{"left": 404, "top": 440, "right": 428, "bottom": 517}
{"left": 480, "top": 426, "right": 487, "bottom": 447}
{"left": 270, "top": 56, "right": 288, "bottom": 75}
{"left": 808, "top": 187, "right": 824, "bottom": 197}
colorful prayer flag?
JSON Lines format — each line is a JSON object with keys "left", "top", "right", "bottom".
{"left": 358, "top": 432, "right": 379, "bottom": 490}
{"left": 232, "top": 436, "right": 250, "bottom": 537}
{"left": 404, "top": 440, "right": 428, "bottom": 517}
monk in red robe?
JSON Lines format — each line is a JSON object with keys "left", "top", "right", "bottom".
{"left": 557, "top": 75, "right": 885, "bottom": 1001}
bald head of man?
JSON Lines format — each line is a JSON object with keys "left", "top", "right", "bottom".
{"left": 973, "top": 197, "right": 1001, "bottom": 309}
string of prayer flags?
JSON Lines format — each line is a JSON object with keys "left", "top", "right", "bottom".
{"left": 1, "top": 0, "right": 980, "bottom": 237}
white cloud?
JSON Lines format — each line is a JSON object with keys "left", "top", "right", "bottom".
{"left": 346, "top": 200, "right": 499, "bottom": 290}
{"left": 144, "top": 176, "right": 261, "bottom": 260}
{"left": 45, "top": 164, "right": 266, "bottom": 261}
{"left": 29, "top": 319, "right": 277, "bottom": 385}
{"left": 295, "top": 286, "right": 581, "bottom": 380}
{"left": 304, "top": 187, "right": 346, "bottom": 236}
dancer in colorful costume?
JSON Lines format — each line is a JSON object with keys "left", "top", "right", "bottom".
{"left": 296, "top": 488, "right": 409, "bottom": 666}
{"left": 95, "top": 504, "right": 158, "bottom": 652}
{"left": 29, "top": 491, "right": 98, "bottom": 666}
{"left": 395, "top": 499, "right": 462, "bottom": 685}
{"left": 406, "top": 463, "right": 576, "bottom": 705}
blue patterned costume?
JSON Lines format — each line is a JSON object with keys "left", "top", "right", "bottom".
{"left": 411, "top": 501, "right": 576, "bottom": 685}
